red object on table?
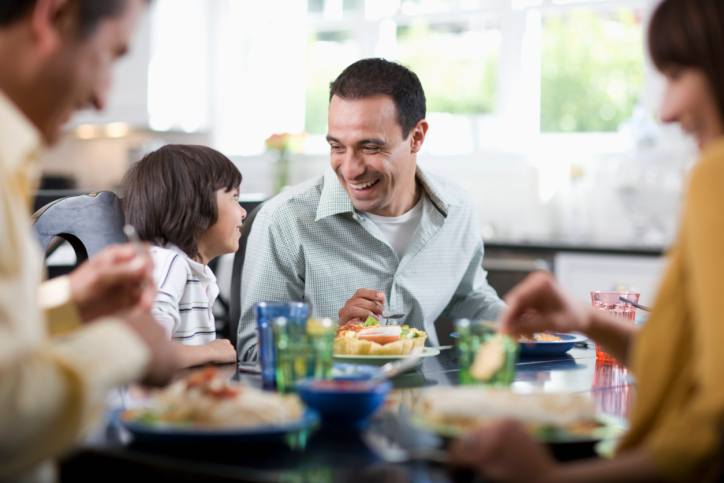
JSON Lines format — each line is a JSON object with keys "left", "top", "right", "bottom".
{"left": 590, "top": 291, "right": 640, "bottom": 362}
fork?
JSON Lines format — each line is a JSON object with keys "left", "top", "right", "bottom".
{"left": 375, "top": 301, "right": 405, "bottom": 325}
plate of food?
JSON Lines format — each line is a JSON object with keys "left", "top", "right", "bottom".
{"left": 115, "top": 367, "right": 319, "bottom": 443}
{"left": 412, "top": 386, "right": 625, "bottom": 444}
{"left": 450, "top": 332, "right": 587, "bottom": 356}
{"left": 333, "top": 316, "right": 437, "bottom": 366}
{"left": 517, "top": 332, "right": 588, "bottom": 356}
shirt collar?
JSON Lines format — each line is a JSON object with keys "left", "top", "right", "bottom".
{"left": 0, "top": 88, "right": 44, "bottom": 173}
{"left": 315, "top": 165, "right": 459, "bottom": 222}
{"left": 165, "top": 244, "right": 217, "bottom": 283}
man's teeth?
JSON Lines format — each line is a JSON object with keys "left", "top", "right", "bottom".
{"left": 350, "top": 180, "right": 377, "bottom": 189}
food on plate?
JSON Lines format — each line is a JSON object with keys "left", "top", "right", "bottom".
{"left": 334, "top": 316, "right": 427, "bottom": 356}
{"left": 122, "top": 366, "right": 304, "bottom": 428}
{"left": 414, "top": 386, "right": 598, "bottom": 437}
{"left": 518, "top": 332, "right": 563, "bottom": 342}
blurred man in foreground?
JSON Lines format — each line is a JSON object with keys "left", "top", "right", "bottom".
{"left": 0, "top": 0, "right": 180, "bottom": 479}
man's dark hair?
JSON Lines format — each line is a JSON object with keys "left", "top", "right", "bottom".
{"left": 121, "top": 144, "right": 243, "bottom": 260}
{"left": 329, "top": 58, "right": 426, "bottom": 140}
{"left": 0, "top": 0, "right": 130, "bottom": 37}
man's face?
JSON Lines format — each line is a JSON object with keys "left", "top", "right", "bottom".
{"left": 327, "top": 95, "right": 422, "bottom": 217}
{"left": 36, "top": 0, "right": 143, "bottom": 143}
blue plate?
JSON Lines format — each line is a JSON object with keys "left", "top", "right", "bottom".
{"left": 331, "top": 363, "right": 383, "bottom": 381}
{"left": 113, "top": 407, "right": 320, "bottom": 444}
{"left": 450, "top": 332, "right": 588, "bottom": 356}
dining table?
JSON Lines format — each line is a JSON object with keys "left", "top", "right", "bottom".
{"left": 59, "top": 343, "right": 635, "bottom": 483}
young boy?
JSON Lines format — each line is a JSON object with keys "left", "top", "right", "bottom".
{"left": 121, "top": 144, "right": 245, "bottom": 367}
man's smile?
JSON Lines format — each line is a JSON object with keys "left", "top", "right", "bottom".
{"left": 348, "top": 179, "right": 380, "bottom": 193}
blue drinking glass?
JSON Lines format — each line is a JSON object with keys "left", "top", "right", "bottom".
{"left": 254, "top": 301, "right": 310, "bottom": 387}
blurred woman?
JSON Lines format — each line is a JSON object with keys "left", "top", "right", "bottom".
{"left": 450, "top": 0, "right": 724, "bottom": 481}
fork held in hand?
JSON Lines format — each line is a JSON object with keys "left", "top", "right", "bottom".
{"left": 375, "top": 301, "right": 405, "bottom": 323}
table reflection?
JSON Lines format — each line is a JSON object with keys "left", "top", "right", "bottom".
{"left": 591, "top": 360, "right": 634, "bottom": 419}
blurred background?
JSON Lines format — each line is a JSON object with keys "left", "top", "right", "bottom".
{"left": 41, "top": 0, "right": 688, "bottom": 307}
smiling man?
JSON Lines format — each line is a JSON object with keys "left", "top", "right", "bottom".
{"left": 238, "top": 58, "right": 504, "bottom": 360}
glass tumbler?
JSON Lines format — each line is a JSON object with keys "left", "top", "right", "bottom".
{"left": 274, "top": 317, "right": 335, "bottom": 394}
{"left": 454, "top": 319, "right": 518, "bottom": 386}
{"left": 254, "top": 301, "right": 310, "bottom": 388}
{"left": 590, "top": 291, "right": 640, "bottom": 362}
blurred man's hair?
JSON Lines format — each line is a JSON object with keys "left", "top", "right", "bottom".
{"left": 329, "top": 58, "right": 426, "bottom": 140}
{"left": 0, "top": 0, "right": 133, "bottom": 37}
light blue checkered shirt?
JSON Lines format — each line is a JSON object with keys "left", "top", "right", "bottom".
{"left": 237, "top": 167, "right": 505, "bottom": 361}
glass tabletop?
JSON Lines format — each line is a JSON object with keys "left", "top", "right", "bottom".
{"left": 63, "top": 344, "right": 634, "bottom": 482}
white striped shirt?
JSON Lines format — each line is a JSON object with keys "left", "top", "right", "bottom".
{"left": 151, "top": 245, "right": 218, "bottom": 345}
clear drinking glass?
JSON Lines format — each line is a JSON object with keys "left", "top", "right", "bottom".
{"left": 274, "top": 317, "right": 335, "bottom": 394}
{"left": 254, "top": 301, "right": 310, "bottom": 387}
{"left": 454, "top": 319, "right": 518, "bottom": 386}
{"left": 590, "top": 291, "right": 640, "bottom": 362}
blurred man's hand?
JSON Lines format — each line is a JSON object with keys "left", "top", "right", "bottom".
{"left": 68, "top": 244, "right": 155, "bottom": 322}
{"left": 120, "top": 311, "right": 181, "bottom": 386}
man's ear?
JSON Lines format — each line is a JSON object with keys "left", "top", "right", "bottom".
{"left": 409, "top": 119, "right": 429, "bottom": 154}
{"left": 30, "top": 0, "right": 75, "bottom": 55}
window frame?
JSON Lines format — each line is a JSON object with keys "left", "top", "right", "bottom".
{"left": 302, "top": 0, "right": 649, "bottom": 157}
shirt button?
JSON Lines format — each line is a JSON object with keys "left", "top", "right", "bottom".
{"left": 353, "top": 214, "right": 360, "bottom": 221}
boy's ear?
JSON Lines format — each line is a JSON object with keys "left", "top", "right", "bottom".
{"left": 30, "top": 0, "right": 77, "bottom": 56}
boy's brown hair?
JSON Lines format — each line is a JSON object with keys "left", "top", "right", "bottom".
{"left": 121, "top": 144, "right": 242, "bottom": 259}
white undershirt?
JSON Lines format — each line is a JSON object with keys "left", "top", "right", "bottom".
{"left": 363, "top": 195, "right": 424, "bottom": 260}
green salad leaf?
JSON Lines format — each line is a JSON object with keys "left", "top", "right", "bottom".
{"left": 400, "top": 325, "right": 423, "bottom": 339}
{"left": 363, "top": 316, "right": 379, "bottom": 327}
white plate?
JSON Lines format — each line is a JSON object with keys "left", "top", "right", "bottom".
{"left": 333, "top": 347, "right": 440, "bottom": 366}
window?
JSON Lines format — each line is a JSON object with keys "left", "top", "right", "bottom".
{"left": 200, "top": 0, "right": 650, "bottom": 156}
{"left": 396, "top": 20, "right": 500, "bottom": 115}
{"left": 540, "top": 9, "right": 645, "bottom": 133}
{"left": 305, "top": 30, "right": 360, "bottom": 135}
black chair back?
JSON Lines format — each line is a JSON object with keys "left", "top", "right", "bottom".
{"left": 228, "top": 204, "right": 263, "bottom": 349}
{"left": 31, "top": 191, "right": 125, "bottom": 264}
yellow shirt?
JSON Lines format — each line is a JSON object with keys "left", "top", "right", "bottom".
{"left": 620, "top": 139, "right": 724, "bottom": 481}
{"left": 0, "top": 89, "right": 150, "bottom": 479}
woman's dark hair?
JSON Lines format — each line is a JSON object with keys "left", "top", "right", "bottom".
{"left": 0, "top": 0, "right": 138, "bottom": 37}
{"left": 649, "top": 0, "right": 724, "bottom": 120}
{"left": 329, "top": 58, "right": 426, "bottom": 140}
{"left": 121, "top": 144, "right": 242, "bottom": 260}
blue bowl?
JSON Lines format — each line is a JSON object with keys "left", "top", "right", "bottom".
{"left": 296, "top": 379, "right": 392, "bottom": 427}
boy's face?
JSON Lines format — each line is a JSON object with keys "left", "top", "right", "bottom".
{"left": 197, "top": 188, "right": 246, "bottom": 263}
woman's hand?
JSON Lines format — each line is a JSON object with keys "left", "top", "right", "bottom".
{"left": 449, "top": 420, "right": 559, "bottom": 483}
{"left": 500, "top": 271, "right": 592, "bottom": 337}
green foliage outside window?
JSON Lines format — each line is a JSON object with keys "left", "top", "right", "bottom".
{"left": 305, "top": 31, "right": 358, "bottom": 135}
{"left": 397, "top": 21, "right": 499, "bottom": 115}
{"left": 541, "top": 9, "right": 644, "bottom": 133}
